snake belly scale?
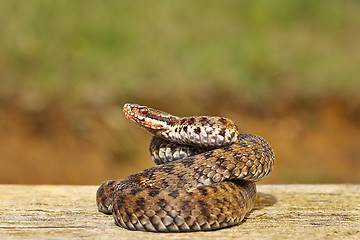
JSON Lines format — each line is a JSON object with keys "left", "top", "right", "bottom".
{"left": 96, "top": 103, "right": 275, "bottom": 232}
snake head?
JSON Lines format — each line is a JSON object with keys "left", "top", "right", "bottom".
{"left": 123, "top": 103, "right": 177, "bottom": 134}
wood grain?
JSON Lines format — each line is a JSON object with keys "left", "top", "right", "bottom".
{"left": 1, "top": 184, "right": 359, "bottom": 239}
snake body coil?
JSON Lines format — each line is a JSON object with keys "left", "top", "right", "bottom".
{"left": 96, "top": 103, "right": 274, "bottom": 232}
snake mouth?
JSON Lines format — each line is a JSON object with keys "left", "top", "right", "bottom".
{"left": 123, "top": 103, "right": 167, "bottom": 130}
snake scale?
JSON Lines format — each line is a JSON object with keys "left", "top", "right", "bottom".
{"left": 96, "top": 103, "right": 275, "bottom": 232}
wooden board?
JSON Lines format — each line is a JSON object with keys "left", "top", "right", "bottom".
{"left": 1, "top": 184, "right": 359, "bottom": 239}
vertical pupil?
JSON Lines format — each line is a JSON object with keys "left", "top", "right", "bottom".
{"left": 141, "top": 109, "right": 147, "bottom": 115}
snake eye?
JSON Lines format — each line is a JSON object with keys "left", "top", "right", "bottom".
{"left": 140, "top": 108, "right": 148, "bottom": 115}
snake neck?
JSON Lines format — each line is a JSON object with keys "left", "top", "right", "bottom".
{"left": 160, "top": 116, "right": 240, "bottom": 148}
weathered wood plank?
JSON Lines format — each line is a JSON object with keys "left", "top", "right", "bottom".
{"left": 0, "top": 184, "right": 359, "bottom": 239}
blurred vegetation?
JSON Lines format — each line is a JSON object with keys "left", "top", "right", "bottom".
{"left": 0, "top": 0, "right": 359, "bottom": 184}
{"left": 1, "top": 0, "right": 359, "bottom": 102}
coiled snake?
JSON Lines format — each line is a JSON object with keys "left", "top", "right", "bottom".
{"left": 96, "top": 103, "right": 274, "bottom": 232}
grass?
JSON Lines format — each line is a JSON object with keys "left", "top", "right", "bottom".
{"left": 0, "top": 0, "right": 359, "bottom": 102}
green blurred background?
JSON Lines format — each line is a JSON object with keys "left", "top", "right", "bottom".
{"left": 0, "top": 0, "right": 359, "bottom": 185}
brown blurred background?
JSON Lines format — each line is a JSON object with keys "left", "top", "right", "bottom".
{"left": 0, "top": 1, "right": 359, "bottom": 185}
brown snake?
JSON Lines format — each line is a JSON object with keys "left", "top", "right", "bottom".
{"left": 96, "top": 103, "right": 275, "bottom": 232}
